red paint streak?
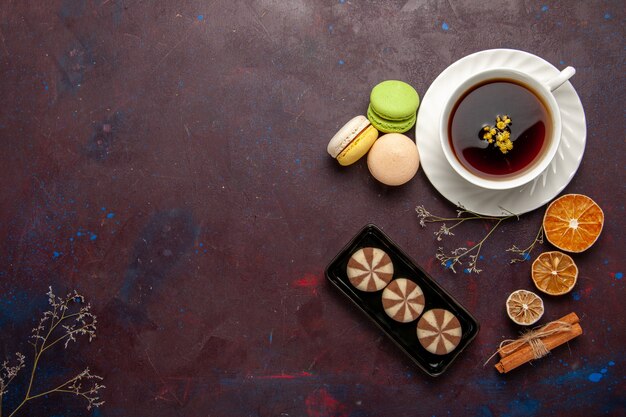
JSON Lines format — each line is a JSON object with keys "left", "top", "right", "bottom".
{"left": 305, "top": 388, "right": 348, "bottom": 417}
{"left": 292, "top": 273, "right": 322, "bottom": 288}
{"left": 256, "top": 371, "right": 313, "bottom": 380}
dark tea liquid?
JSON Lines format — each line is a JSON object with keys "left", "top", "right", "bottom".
{"left": 448, "top": 79, "right": 551, "bottom": 179}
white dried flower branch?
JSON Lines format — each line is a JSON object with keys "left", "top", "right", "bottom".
{"left": 434, "top": 214, "right": 509, "bottom": 274}
{"left": 0, "top": 353, "right": 26, "bottom": 397}
{"left": 416, "top": 204, "right": 504, "bottom": 241}
{"left": 507, "top": 224, "right": 544, "bottom": 264}
{"left": 416, "top": 204, "right": 543, "bottom": 274}
{"left": 1, "top": 287, "right": 104, "bottom": 417}
{"left": 25, "top": 368, "right": 104, "bottom": 410}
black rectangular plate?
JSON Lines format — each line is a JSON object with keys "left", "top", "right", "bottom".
{"left": 325, "top": 224, "right": 480, "bottom": 377}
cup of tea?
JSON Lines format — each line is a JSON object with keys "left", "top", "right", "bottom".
{"left": 439, "top": 66, "right": 575, "bottom": 190}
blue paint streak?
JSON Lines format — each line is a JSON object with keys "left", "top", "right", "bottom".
{"left": 0, "top": 291, "right": 45, "bottom": 327}
{"left": 541, "top": 368, "right": 587, "bottom": 385}
{"left": 615, "top": 272, "right": 623, "bottom": 279}
{"left": 608, "top": 361, "right": 615, "bottom": 366}
{"left": 559, "top": 60, "right": 565, "bottom": 65}
{"left": 269, "top": 331, "right": 273, "bottom": 343}
{"left": 101, "top": 207, "right": 106, "bottom": 211}
{"left": 441, "top": 22, "right": 449, "bottom": 31}
{"left": 107, "top": 212, "right": 115, "bottom": 219}
{"left": 572, "top": 291, "right": 581, "bottom": 301}
{"left": 338, "top": 59, "right": 345, "bottom": 65}
{"left": 90, "top": 233, "right": 98, "bottom": 241}
{"left": 76, "top": 231, "right": 83, "bottom": 237}
{"left": 197, "top": 14, "right": 204, "bottom": 21}
{"left": 604, "top": 12, "right": 612, "bottom": 19}
{"left": 504, "top": 399, "right": 540, "bottom": 417}
{"left": 588, "top": 373, "right": 603, "bottom": 382}
{"left": 479, "top": 405, "right": 495, "bottom": 417}
{"left": 600, "top": 368, "right": 607, "bottom": 373}
{"left": 541, "top": 5, "right": 548, "bottom": 12}
{"left": 52, "top": 251, "right": 61, "bottom": 259}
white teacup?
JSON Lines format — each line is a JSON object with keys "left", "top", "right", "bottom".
{"left": 439, "top": 66, "right": 575, "bottom": 190}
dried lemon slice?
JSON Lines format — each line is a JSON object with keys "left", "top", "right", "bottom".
{"left": 543, "top": 194, "right": 604, "bottom": 253}
{"left": 506, "top": 289, "right": 544, "bottom": 326}
{"left": 532, "top": 251, "right": 578, "bottom": 296}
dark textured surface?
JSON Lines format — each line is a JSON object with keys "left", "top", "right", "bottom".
{"left": 0, "top": 1, "right": 624, "bottom": 416}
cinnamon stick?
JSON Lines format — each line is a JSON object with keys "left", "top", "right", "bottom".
{"left": 495, "top": 313, "right": 583, "bottom": 374}
{"left": 498, "top": 312, "right": 580, "bottom": 358}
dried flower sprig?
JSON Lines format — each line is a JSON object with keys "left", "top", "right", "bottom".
{"left": 416, "top": 205, "right": 505, "bottom": 240}
{"left": 23, "top": 368, "right": 104, "bottom": 411}
{"left": 0, "top": 287, "right": 104, "bottom": 417}
{"left": 507, "top": 225, "right": 544, "bottom": 264}
{"left": 434, "top": 211, "right": 514, "bottom": 274}
{"left": 0, "top": 354, "right": 26, "bottom": 397}
{"left": 416, "top": 204, "right": 543, "bottom": 273}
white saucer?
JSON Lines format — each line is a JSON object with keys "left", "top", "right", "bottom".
{"left": 415, "top": 49, "right": 586, "bottom": 216}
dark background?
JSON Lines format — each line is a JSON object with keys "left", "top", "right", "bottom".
{"left": 1, "top": 1, "right": 624, "bottom": 416}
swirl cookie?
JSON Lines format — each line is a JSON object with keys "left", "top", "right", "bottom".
{"left": 381, "top": 278, "right": 425, "bottom": 323}
{"left": 346, "top": 247, "right": 394, "bottom": 292}
{"left": 417, "top": 309, "right": 462, "bottom": 355}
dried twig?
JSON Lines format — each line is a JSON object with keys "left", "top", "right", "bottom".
{"left": 416, "top": 204, "right": 543, "bottom": 273}
{"left": 0, "top": 288, "right": 104, "bottom": 417}
{"left": 507, "top": 225, "right": 544, "bottom": 264}
{"left": 0, "top": 354, "right": 26, "bottom": 398}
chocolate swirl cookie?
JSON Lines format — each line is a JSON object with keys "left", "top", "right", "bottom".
{"left": 417, "top": 309, "right": 462, "bottom": 355}
{"left": 382, "top": 278, "right": 425, "bottom": 323}
{"left": 346, "top": 247, "right": 394, "bottom": 292}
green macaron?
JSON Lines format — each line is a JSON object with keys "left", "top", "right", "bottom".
{"left": 368, "top": 80, "right": 420, "bottom": 133}
{"left": 367, "top": 104, "right": 417, "bottom": 134}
